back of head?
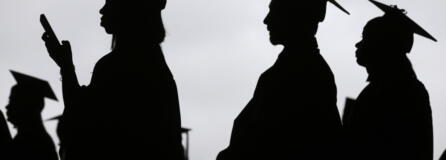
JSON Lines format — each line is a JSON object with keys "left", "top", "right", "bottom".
{"left": 364, "top": 15, "right": 414, "bottom": 54}
{"left": 103, "top": 0, "right": 167, "bottom": 44}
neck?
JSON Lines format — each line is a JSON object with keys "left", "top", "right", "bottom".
{"left": 17, "top": 116, "right": 46, "bottom": 133}
{"left": 113, "top": 34, "right": 161, "bottom": 51}
{"left": 367, "top": 56, "right": 416, "bottom": 82}
{"left": 283, "top": 36, "right": 318, "bottom": 51}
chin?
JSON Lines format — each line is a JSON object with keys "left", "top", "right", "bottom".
{"left": 105, "top": 29, "right": 113, "bottom": 34}
{"left": 269, "top": 37, "right": 282, "bottom": 45}
{"left": 102, "top": 27, "right": 114, "bottom": 34}
{"left": 100, "top": 22, "right": 114, "bottom": 34}
{"left": 356, "top": 59, "right": 367, "bottom": 67}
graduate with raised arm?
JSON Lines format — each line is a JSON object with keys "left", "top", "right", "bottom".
{"left": 5, "top": 71, "right": 59, "bottom": 160}
{"left": 42, "top": 1, "right": 184, "bottom": 160}
{"left": 217, "top": 1, "right": 349, "bottom": 159}
{"left": 343, "top": 1, "right": 435, "bottom": 160}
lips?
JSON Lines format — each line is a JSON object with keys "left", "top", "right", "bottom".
{"left": 100, "top": 17, "right": 106, "bottom": 26}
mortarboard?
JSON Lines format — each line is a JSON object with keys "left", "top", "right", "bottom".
{"left": 46, "top": 115, "right": 62, "bottom": 121}
{"left": 10, "top": 70, "right": 58, "bottom": 101}
{"left": 370, "top": 0, "right": 437, "bottom": 42}
{"left": 181, "top": 127, "right": 191, "bottom": 133}
{"left": 328, "top": 0, "right": 350, "bottom": 15}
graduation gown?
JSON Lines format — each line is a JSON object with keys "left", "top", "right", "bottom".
{"left": 58, "top": 45, "right": 184, "bottom": 160}
{"left": 10, "top": 126, "right": 58, "bottom": 160}
{"left": 218, "top": 39, "right": 343, "bottom": 160}
{"left": 343, "top": 68, "right": 433, "bottom": 160}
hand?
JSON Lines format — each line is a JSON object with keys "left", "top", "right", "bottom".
{"left": 42, "top": 32, "right": 74, "bottom": 69}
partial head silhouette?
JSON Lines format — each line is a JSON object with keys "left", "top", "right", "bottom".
{"left": 264, "top": 0, "right": 349, "bottom": 45}
{"left": 355, "top": 0, "right": 436, "bottom": 67}
{"left": 100, "top": 0, "right": 167, "bottom": 44}
{"left": 5, "top": 71, "right": 57, "bottom": 127}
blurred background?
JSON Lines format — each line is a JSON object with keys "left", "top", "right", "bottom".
{"left": 0, "top": 0, "right": 445, "bottom": 159}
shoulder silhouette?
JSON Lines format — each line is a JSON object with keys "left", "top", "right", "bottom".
{"left": 343, "top": 1, "right": 435, "bottom": 160}
{"left": 218, "top": 0, "right": 349, "bottom": 159}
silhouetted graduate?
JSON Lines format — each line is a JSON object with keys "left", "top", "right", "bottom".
{"left": 42, "top": 0, "right": 184, "bottom": 160}
{"left": 5, "top": 71, "right": 59, "bottom": 160}
{"left": 0, "top": 109, "right": 12, "bottom": 160}
{"left": 343, "top": 1, "right": 435, "bottom": 160}
{"left": 217, "top": 1, "right": 349, "bottom": 159}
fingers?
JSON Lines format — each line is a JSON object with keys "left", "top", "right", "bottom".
{"left": 42, "top": 32, "right": 50, "bottom": 41}
{"left": 42, "top": 32, "right": 57, "bottom": 47}
{"left": 62, "top": 40, "right": 71, "bottom": 49}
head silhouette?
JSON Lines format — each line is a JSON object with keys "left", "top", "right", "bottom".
{"left": 6, "top": 71, "right": 57, "bottom": 128}
{"left": 355, "top": 16, "right": 414, "bottom": 68}
{"left": 100, "top": 0, "right": 167, "bottom": 44}
{"left": 263, "top": 0, "right": 349, "bottom": 45}
{"left": 356, "top": 0, "right": 437, "bottom": 68}
{"left": 6, "top": 85, "right": 44, "bottom": 128}
{"left": 263, "top": 0, "right": 326, "bottom": 45}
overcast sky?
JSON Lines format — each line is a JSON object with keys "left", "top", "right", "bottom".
{"left": 1, "top": 0, "right": 445, "bottom": 160}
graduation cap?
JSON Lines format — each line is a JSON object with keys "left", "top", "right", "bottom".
{"left": 370, "top": 0, "right": 437, "bottom": 42}
{"left": 10, "top": 70, "right": 58, "bottom": 101}
{"left": 46, "top": 115, "right": 62, "bottom": 121}
{"left": 328, "top": 0, "right": 350, "bottom": 15}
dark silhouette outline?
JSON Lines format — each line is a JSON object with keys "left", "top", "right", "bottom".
{"left": 440, "top": 150, "right": 446, "bottom": 160}
{"left": 217, "top": 0, "right": 349, "bottom": 159}
{"left": 0, "top": 109, "right": 12, "bottom": 160}
{"left": 343, "top": 1, "right": 435, "bottom": 160}
{"left": 42, "top": 0, "right": 184, "bottom": 160}
{"left": 5, "top": 71, "right": 59, "bottom": 160}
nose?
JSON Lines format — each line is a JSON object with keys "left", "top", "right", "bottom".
{"left": 355, "top": 40, "right": 362, "bottom": 49}
{"left": 99, "top": 4, "right": 106, "bottom": 15}
{"left": 5, "top": 105, "right": 11, "bottom": 116}
{"left": 263, "top": 12, "right": 271, "bottom": 25}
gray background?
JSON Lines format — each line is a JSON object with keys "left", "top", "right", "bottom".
{"left": 0, "top": 0, "right": 445, "bottom": 159}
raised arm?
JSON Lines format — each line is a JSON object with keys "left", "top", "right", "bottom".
{"left": 41, "top": 34, "right": 81, "bottom": 110}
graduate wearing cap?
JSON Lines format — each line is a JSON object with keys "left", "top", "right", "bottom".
{"left": 4, "top": 71, "right": 58, "bottom": 160}
{"left": 342, "top": 1, "right": 434, "bottom": 160}
{"left": 218, "top": 1, "right": 349, "bottom": 159}
{"left": 42, "top": 0, "right": 184, "bottom": 160}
